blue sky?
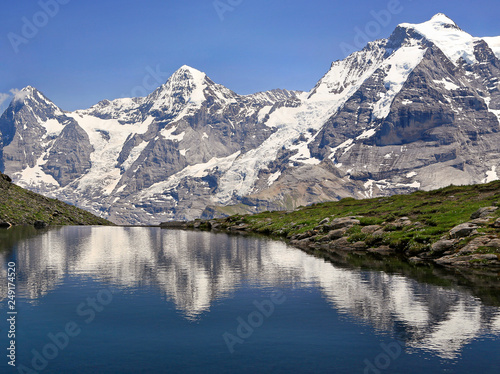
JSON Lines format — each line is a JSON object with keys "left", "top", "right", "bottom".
{"left": 1, "top": 0, "right": 499, "bottom": 112}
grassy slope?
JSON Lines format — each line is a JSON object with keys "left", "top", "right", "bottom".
{"left": 0, "top": 173, "right": 113, "bottom": 226}
{"left": 201, "top": 181, "right": 500, "bottom": 256}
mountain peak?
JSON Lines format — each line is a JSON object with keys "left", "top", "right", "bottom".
{"left": 429, "top": 13, "right": 458, "bottom": 27}
{"left": 12, "top": 86, "right": 38, "bottom": 103}
{"left": 171, "top": 65, "right": 206, "bottom": 83}
{"left": 399, "top": 13, "right": 476, "bottom": 64}
{"left": 399, "top": 13, "right": 461, "bottom": 33}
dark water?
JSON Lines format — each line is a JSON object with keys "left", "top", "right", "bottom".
{"left": 0, "top": 226, "right": 499, "bottom": 374}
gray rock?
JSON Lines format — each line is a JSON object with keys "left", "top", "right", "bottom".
{"left": 487, "top": 239, "right": 500, "bottom": 248}
{"left": 431, "top": 239, "right": 456, "bottom": 253}
{"left": 469, "top": 218, "right": 492, "bottom": 225}
{"left": 449, "top": 223, "right": 478, "bottom": 239}
{"left": 327, "top": 217, "right": 361, "bottom": 230}
{"left": 318, "top": 217, "right": 331, "bottom": 225}
{"left": 329, "top": 237, "right": 350, "bottom": 250}
{"left": 326, "top": 228, "right": 348, "bottom": 240}
{"left": 457, "top": 236, "right": 494, "bottom": 254}
{"left": 361, "top": 225, "right": 382, "bottom": 234}
{"left": 491, "top": 218, "right": 500, "bottom": 228}
{"left": 470, "top": 206, "right": 498, "bottom": 219}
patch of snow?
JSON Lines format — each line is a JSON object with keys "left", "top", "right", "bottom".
{"left": 14, "top": 153, "right": 59, "bottom": 188}
{"left": 372, "top": 44, "right": 427, "bottom": 119}
{"left": 160, "top": 126, "right": 185, "bottom": 142}
{"left": 139, "top": 151, "right": 241, "bottom": 199}
{"left": 433, "top": 78, "right": 460, "bottom": 91}
{"left": 406, "top": 171, "right": 417, "bottom": 178}
{"left": 65, "top": 113, "right": 149, "bottom": 196}
{"left": 363, "top": 180, "right": 375, "bottom": 198}
{"left": 483, "top": 166, "right": 498, "bottom": 183}
{"left": 267, "top": 171, "right": 281, "bottom": 186}
{"left": 396, "top": 181, "right": 421, "bottom": 188}
{"left": 40, "top": 119, "right": 65, "bottom": 139}
{"left": 356, "top": 128, "right": 377, "bottom": 140}
{"left": 329, "top": 139, "right": 354, "bottom": 160}
{"left": 258, "top": 105, "right": 273, "bottom": 122}
{"left": 399, "top": 13, "right": 478, "bottom": 65}
{"left": 121, "top": 141, "right": 149, "bottom": 171}
{"left": 289, "top": 139, "right": 321, "bottom": 165}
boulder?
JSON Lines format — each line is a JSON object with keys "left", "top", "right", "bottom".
{"left": 469, "top": 218, "right": 491, "bottom": 225}
{"left": 361, "top": 225, "right": 382, "bottom": 234}
{"left": 487, "top": 239, "right": 500, "bottom": 248}
{"left": 318, "top": 217, "right": 331, "bottom": 225}
{"left": 396, "top": 217, "right": 412, "bottom": 226}
{"left": 491, "top": 218, "right": 500, "bottom": 228}
{"left": 326, "top": 228, "right": 348, "bottom": 240}
{"left": 449, "top": 223, "right": 478, "bottom": 238}
{"left": 326, "top": 217, "right": 361, "bottom": 230}
{"left": 431, "top": 239, "right": 456, "bottom": 254}
{"left": 470, "top": 206, "right": 498, "bottom": 219}
{"left": 458, "top": 236, "right": 496, "bottom": 254}
{"left": 0, "top": 221, "right": 12, "bottom": 228}
{"left": 328, "top": 237, "right": 350, "bottom": 250}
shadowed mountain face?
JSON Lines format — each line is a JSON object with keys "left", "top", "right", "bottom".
{"left": 1, "top": 14, "right": 500, "bottom": 224}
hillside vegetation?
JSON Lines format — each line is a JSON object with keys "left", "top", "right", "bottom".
{"left": 0, "top": 173, "right": 112, "bottom": 226}
{"left": 173, "top": 181, "right": 500, "bottom": 268}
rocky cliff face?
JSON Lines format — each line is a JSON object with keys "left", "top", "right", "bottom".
{"left": 1, "top": 14, "right": 500, "bottom": 224}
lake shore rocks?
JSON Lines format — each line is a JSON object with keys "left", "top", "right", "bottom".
{"left": 167, "top": 204, "right": 500, "bottom": 270}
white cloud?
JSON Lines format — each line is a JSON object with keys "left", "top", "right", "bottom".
{"left": 0, "top": 88, "right": 21, "bottom": 114}
{"left": 0, "top": 93, "right": 11, "bottom": 106}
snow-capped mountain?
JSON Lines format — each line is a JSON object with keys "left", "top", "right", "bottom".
{"left": 1, "top": 14, "right": 500, "bottom": 224}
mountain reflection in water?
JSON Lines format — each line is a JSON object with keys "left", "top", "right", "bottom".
{"left": 1, "top": 226, "right": 499, "bottom": 360}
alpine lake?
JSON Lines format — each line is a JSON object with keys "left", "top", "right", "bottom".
{"left": 1, "top": 226, "right": 499, "bottom": 373}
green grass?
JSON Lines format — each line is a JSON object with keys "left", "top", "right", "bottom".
{"left": 0, "top": 173, "right": 113, "bottom": 226}
{"left": 205, "top": 180, "right": 500, "bottom": 255}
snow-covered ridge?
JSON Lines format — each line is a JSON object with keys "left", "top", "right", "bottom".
{"left": 399, "top": 13, "right": 478, "bottom": 64}
{"left": 481, "top": 36, "right": 500, "bottom": 59}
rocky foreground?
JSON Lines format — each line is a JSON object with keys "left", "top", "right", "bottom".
{"left": 162, "top": 182, "right": 500, "bottom": 270}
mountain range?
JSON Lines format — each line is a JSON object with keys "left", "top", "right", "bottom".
{"left": 2, "top": 13, "right": 500, "bottom": 225}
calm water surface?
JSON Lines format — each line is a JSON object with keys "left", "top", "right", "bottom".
{"left": 0, "top": 226, "right": 499, "bottom": 373}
